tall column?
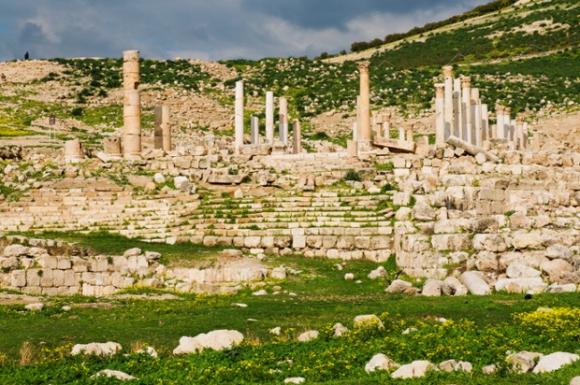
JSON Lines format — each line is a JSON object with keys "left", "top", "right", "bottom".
{"left": 293, "top": 120, "right": 302, "bottom": 154}
{"left": 522, "top": 122, "right": 529, "bottom": 150}
{"left": 265, "top": 91, "right": 274, "bottom": 144}
{"left": 495, "top": 104, "right": 504, "bottom": 139}
{"left": 453, "top": 78, "right": 462, "bottom": 138}
{"left": 471, "top": 88, "right": 481, "bottom": 147}
{"left": 234, "top": 80, "right": 244, "bottom": 152}
{"left": 461, "top": 76, "right": 472, "bottom": 143}
{"left": 481, "top": 104, "right": 489, "bottom": 141}
{"left": 504, "top": 107, "right": 512, "bottom": 141}
{"left": 398, "top": 127, "right": 406, "bottom": 142}
{"left": 357, "top": 62, "right": 371, "bottom": 142}
{"left": 279, "top": 97, "right": 288, "bottom": 145}
{"left": 442, "top": 66, "right": 454, "bottom": 140}
{"left": 122, "top": 50, "right": 141, "bottom": 159}
{"left": 251, "top": 116, "right": 260, "bottom": 145}
{"left": 435, "top": 83, "right": 445, "bottom": 148}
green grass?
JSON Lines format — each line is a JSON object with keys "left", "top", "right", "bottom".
{"left": 0, "top": 230, "right": 578, "bottom": 384}
{"left": 18, "top": 231, "right": 228, "bottom": 266}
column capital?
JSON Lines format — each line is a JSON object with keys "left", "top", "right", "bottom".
{"left": 442, "top": 65, "right": 453, "bottom": 78}
{"left": 358, "top": 61, "right": 370, "bottom": 72}
{"left": 435, "top": 83, "right": 445, "bottom": 97}
{"left": 461, "top": 76, "right": 471, "bottom": 87}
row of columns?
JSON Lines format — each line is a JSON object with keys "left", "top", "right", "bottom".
{"left": 234, "top": 81, "right": 299, "bottom": 153}
{"left": 436, "top": 65, "right": 528, "bottom": 151}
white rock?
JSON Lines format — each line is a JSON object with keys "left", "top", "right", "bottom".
{"left": 438, "top": 359, "right": 472, "bottom": 373}
{"left": 284, "top": 377, "right": 305, "bottom": 384}
{"left": 269, "top": 327, "right": 282, "bottom": 336}
{"left": 173, "top": 330, "right": 244, "bottom": 354}
{"left": 402, "top": 327, "right": 418, "bottom": 335}
{"left": 174, "top": 176, "right": 190, "bottom": 192}
{"left": 252, "top": 289, "right": 268, "bottom": 296}
{"left": 532, "top": 352, "right": 579, "bottom": 374}
{"left": 134, "top": 346, "right": 158, "bottom": 358}
{"left": 233, "top": 303, "right": 248, "bottom": 308}
{"left": 271, "top": 267, "right": 287, "bottom": 280}
{"left": 391, "top": 360, "right": 434, "bottom": 379}
{"left": 495, "top": 277, "right": 547, "bottom": 294}
{"left": 422, "top": 279, "right": 443, "bottom": 297}
{"left": 92, "top": 369, "right": 136, "bottom": 381}
{"left": 547, "top": 283, "right": 577, "bottom": 293}
{"left": 153, "top": 173, "right": 166, "bottom": 184}
{"left": 233, "top": 188, "right": 244, "bottom": 199}
{"left": 541, "top": 259, "right": 574, "bottom": 282}
{"left": 61, "top": 305, "right": 72, "bottom": 312}
{"left": 365, "top": 353, "right": 399, "bottom": 373}
{"left": 344, "top": 273, "right": 354, "bottom": 281}
{"left": 297, "top": 330, "right": 319, "bottom": 342}
{"left": 353, "top": 314, "right": 384, "bottom": 329}
{"left": 506, "top": 262, "right": 541, "bottom": 278}
{"left": 506, "top": 351, "right": 543, "bottom": 373}
{"left": 368, "top": 266, "right": 386, "bottom": 280}
{"left": 332, "top": 323, "right": 349, "bottom": 337}
{"left": 570, "top": 376, "right": 580, "bottom": 385}
{"left": 386, "top": 279, "right": 413, "bottom": 294}
{"left": 442, "top": 277, "right": 468, "bottom": 296}
{"left": 25, "top": 303, "right": 44, "bottom": 312}
{"left": 71, "top": 342, "right": 122, "bottom": 357}
{"left": 482, "top": 364, "right": 498, "bottom": 374}
{"left": 460, "top": 271, "right": 491, "bottom": 295}
{"left": 123, "top": 248, "right": 142, "bottom": 257}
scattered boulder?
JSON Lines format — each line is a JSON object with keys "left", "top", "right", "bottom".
{"left": 506, "top": 351, "right": 543, "bottom": 373}
{"left": 422, "top": 279, "right": 443, "bottom": 297}
{"left": 123, "top": 248, "right": 142, "bottom": 257}
{"left": 438, "top": 359, "right": 472, "bottom": 373}
{"left": 532, "top": 352, "right": 579, "bottom": 374}
{"left": 344, "top": 273, "right": 355, "bottom": 281}
{"left": 92, "top": 369, "right": 136, "bottom": 381}
{"left": 3, "top": 244, "right": 29, "bottom": 258}
{"left": 482, "top": 364, "right": 498, "bottom": 374}
{"left": 365, "top": 353, "right": 399, "bottom": 373}
{"left": 391, "top": 360, "right": 434, "bottom": 379}
{"left": 506, "top": 262, "right": 541, "bottom": 279}
{"left": 368, "top": 266, "right": 386, "bottom": 280}
{"left": 71, "top": 342, "right": 122, "bottom": 357}
{"left": 495, "top": 277, "right": 547, "bottom": 294}
{"left": 297, "top": 330, "right": 319, "bottom": 342}
{"left": 332, "top": 323, "right": 348, "bottom": 337}
{"left": 134, "top": 346, "right": 158, "bottom": 358}
{"left": 353, "top": 314, "right": 384, "bottom": 330}
{"left": 269, "top": 327, "right": 282, "bottom": 336}
{"left": 173, "top": 176, "right": 190, "bottom": 192}
{"left": 547, "top": 283, "right": 577, "bottom": 293}
{"left": 460, "top": 271, "right": 491, "bottom": 295}
{"left": 284, "top": 377, "right": 305, "bottom": 384}
{"left": 252, "top": 289, "right": 268, "bottom": 296}
{"left": 25, "top": 303, "right": 44, "bottom": 312}
{"left": 386, "top": 279, "right": 413, "bottom": 294}
{"left": 442, "top": 277, "right": 468, "bottom": 296}
{"left": 271, "top": 267, "right": 287, "bottom": 280}
{"left": 173, "top": 330, "right": 244, "bottom": 354}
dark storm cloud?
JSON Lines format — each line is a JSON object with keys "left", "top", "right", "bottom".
{"left": 0, "top": 0, "right": 489, "bottom": 61}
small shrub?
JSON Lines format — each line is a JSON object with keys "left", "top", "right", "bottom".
{"left": 344, "top": 170, "right": 361, "bottom": 182}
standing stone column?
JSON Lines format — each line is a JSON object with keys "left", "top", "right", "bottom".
{"left": 481, "top": 104, "right": 489, "bottom": 141}
{"left": 279, "top": 97, "right": 288, "bottom": 145}
{"left": 357, "top": 62, "right": 371, "bottom": 142}
{"left": 442, "top": 66, "right": 454, "bottom": 140}
{"left": 234, "top": 80, "right": 244, "bottom": 152}
{"left": 435, "top": 83, "right": 445, "bottom": 148}
{"left": 495, "top": 104, "right": 504, "bottom": 139}
{"left": 471, "top": 88, "right": 482, "bottom": 147}
{"left": 453, "top": 78, "right": 462, "bottom": 138}
{"left": 251, "top": 116, "right": 260, "bottom": 145}
{"left": 293, "top": 120, "right": 302, "bottom": 154}
{"left": 461, "top": 76, "right": 472, "bottom": 143}
{"left": 398, "top": 127, "right": 406, "bottom": 142}
{"left": 154, "top": 105, "right": 171, "bottom": 152}
{"left": 103, "top": 137, "right": 122, "bottom": 157}
{"left": 504, "top": 107, "right": 512, "bottom": 141}
{"left": 265, "top": 91, "right": 274, "bottom": 144}
{"left": 122, "top": 50, "right": 141, "bottom": 159}
{"left": 64, "top": 139, "right": 84, "bottom": 163}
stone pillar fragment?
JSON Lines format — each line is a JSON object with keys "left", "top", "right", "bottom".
{"left": 103, "top": 137, "right": 122, "bottom": 157}
{"left": 122, "top": 50, "right": 141, "bottom": 159}
{"left": 495, "top": 104, "right": 504, "bottom": 139}
{"left": 357, "top": 62, "right": 371, "bottom": 142}
{"left": 154, "top": 105, "right": 171, "bottom": 152}
{"left": 453, "top": 78, "right": 462, "bottom": 138}
{"left": 265, "top": 91, "right": 274, "bottom": 144}
{"left": 251, "top": 116, "right": 260, "bottom": 145}
{"left": 279, "top": 97, "right": 288, "bottom": 145}
{"left": 293, "top": 120, "right": 302, "bottom": 154}
{"left": 442, "top": 66, "right": 454, "bottom": 140}
{"left": 64, "top": 139, "right": 84, "bottom": 163}
{"left": 435, "top": 83, "right": 445, "bottom": 148}
{"left": 461, "top": 77, "right": 472, "bottom": 144}
{"left": 481, "top": 104, "right": 490, "bottom": 140}
{"left": 234, "top": 80, "right": 244, "bottom": 152}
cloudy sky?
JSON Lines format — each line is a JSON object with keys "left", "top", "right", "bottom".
{"left": 0, "top": 0, "right": 488, "bottom": 61}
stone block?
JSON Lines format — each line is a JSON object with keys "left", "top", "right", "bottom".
{"left": 10, "top": 270, "right": 26, "bottom": 287}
